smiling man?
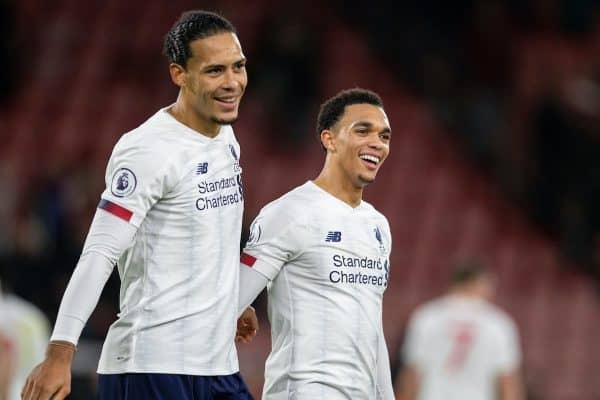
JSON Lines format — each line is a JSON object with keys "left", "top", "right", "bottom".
{"left": 238, "top": 88, "right": 395, "bottom": 399}
{"left": 22, "top": 10, "right": 256, "bottom": 400}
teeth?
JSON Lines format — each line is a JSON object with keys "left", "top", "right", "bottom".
{"left": 360, "top": 154, "right": 380, "bottom": 164}
{"left": 216, "top": 97, "right": 235, "bottom": 103}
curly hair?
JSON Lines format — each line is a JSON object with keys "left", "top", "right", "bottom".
{"left": 163, "top": 10, "right": 236, "bottom": 68}
{"left": 316, "top": 88, "right": 384, "bottom": 149}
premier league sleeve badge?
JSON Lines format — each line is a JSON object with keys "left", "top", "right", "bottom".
{"left": 111, "top": 168, "right": 137, "bottom": 197}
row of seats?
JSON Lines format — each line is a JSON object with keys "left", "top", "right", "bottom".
{"left": 1, "top": 1, "right": 598, "bottom": 398}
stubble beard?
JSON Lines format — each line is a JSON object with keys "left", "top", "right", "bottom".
{"left": 357, "top": 171, "right": 376, "bottom": 187}
{"left": 211, "top": 115, "right": 239, "bottom": 126}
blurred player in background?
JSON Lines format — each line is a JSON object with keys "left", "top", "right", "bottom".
{"left": 0, "top": 278, "right": 49, "bottom": 400}
{"left": 238, "top": 88, "right": 395, "bottom": 399}
{"left": 22, "top": 10, "right": 256, "bottom": 400}
{"left": 0, "top": 329, "right": 13, "bottom": 400}
{"left": 395, "top": 262, "right": 523, "bottom": 400}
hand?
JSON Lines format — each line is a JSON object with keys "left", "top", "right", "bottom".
{"left": 236, "top": 306, "right": 258, "bottom": 344}
{"left": 21, "top": 341, "right": 75, "bottom": 400}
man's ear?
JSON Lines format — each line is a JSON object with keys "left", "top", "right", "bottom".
{"left": 169, "top": 63, "right": 186, "bottom": 88}
{"left": 320, "top": 129, "right": 337, "bottom": 153}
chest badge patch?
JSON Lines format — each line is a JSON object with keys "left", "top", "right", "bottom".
{"left": 375, "top": 226, "right": 386, "bottom": 255}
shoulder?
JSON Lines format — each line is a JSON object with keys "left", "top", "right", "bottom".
{"left": 113, "top": 112, "right": 179, "bottom": 155}
{"left": 105, "top": 130, "right": 184, "bottom": 194}
{"left": 107, "top": 111, "right": 191, "bottom": 177}
{"left": 485, "top": 303, "right": 519, "bottom": 333}
{"left": 108, "top": 133, "right": 175, "bottom": 184}
{"left": 257, "top": 183, "right": 313, "bottom": 225}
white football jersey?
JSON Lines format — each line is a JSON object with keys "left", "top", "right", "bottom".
{"left": 96, "top": 107, "right": 244, "bottom": 375}
{"left": 403, "top": 295, "right": 521, "bottom": 400}
{"left": 242, "top": 181, "right": 392, "bottom": 400}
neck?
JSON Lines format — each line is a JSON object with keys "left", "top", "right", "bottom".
{"left": 168, "top": 94, "right": 220, "bottom": 137}
{"left": 313, "top": 163, "right": 363, "bottom": 208}
{"left": 450, "top": 287, "right": 485, "bottom": 300}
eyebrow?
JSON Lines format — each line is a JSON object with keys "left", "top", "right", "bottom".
{"left": 202, "top": 57, "right": 247, "bottom": 71}
{"left": 352, "top": 120, "right": 392, "bottom": 135}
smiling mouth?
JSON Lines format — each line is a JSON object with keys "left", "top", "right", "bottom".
{"left": 214, "top": 96, "right": 237, "bottom": 104}
{"left": 359, "top": 154, "right": 381, "bottom": 168}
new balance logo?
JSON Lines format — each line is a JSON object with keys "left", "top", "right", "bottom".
{"left": 196, "top": 162, "right": 208, "bottom": 175}
{"left": 325, "top": 231, "right": 342, "bottom": 242}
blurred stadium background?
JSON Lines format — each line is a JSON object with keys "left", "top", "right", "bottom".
{"left": 0, "top": 0, "right": 598, "bottom": 398}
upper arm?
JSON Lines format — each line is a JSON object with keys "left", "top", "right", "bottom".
{"left": 238, "top": 264, "right": 269, "bottom": 316}
{"left": 100, "top": 136, "right": 176, "bottom": 227}
{"left": 241, "top": 202, "right": 304, "bottom": 280}
{"left": 376, "top": 323, "right": 394, "bottom": 400}
{"left": 496, "top": 317, "right": 524, "bottom": 400}
{"left": 496, "top": 317, "right": 522, "bottom": 375}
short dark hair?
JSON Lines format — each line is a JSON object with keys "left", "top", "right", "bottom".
{"left": 163, "top": 10, "right": 236, "bottom": 68}
{"left": 316, "top": 88, "right": 384, "bottom": 148}
{"left": 450, "top": 261, "right": 491, "bottom": 286}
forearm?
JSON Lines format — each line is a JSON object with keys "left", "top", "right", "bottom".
{"left": 50, "top": 252, "right": 116, "bottom": 344}
{"left": 376, "top": 326, "right": 394, "bottom": 400}
{"left": 499, "top": 371, "right": 524, "bottom": 400}
{"left": 50, "top": 209, "right": 137, "bottom": 345}
{"left": 237, "top": 264, "right": 268, "bottom": 317}
{"left": 395, "top": 366, "right": 419, "bottom": 400}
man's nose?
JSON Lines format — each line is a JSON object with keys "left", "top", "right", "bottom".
{"left": 221, "top": 69, "right": 241, "bottom": 90}
{"left": 368, "top": 136, "right": 384, "bottom": 149}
